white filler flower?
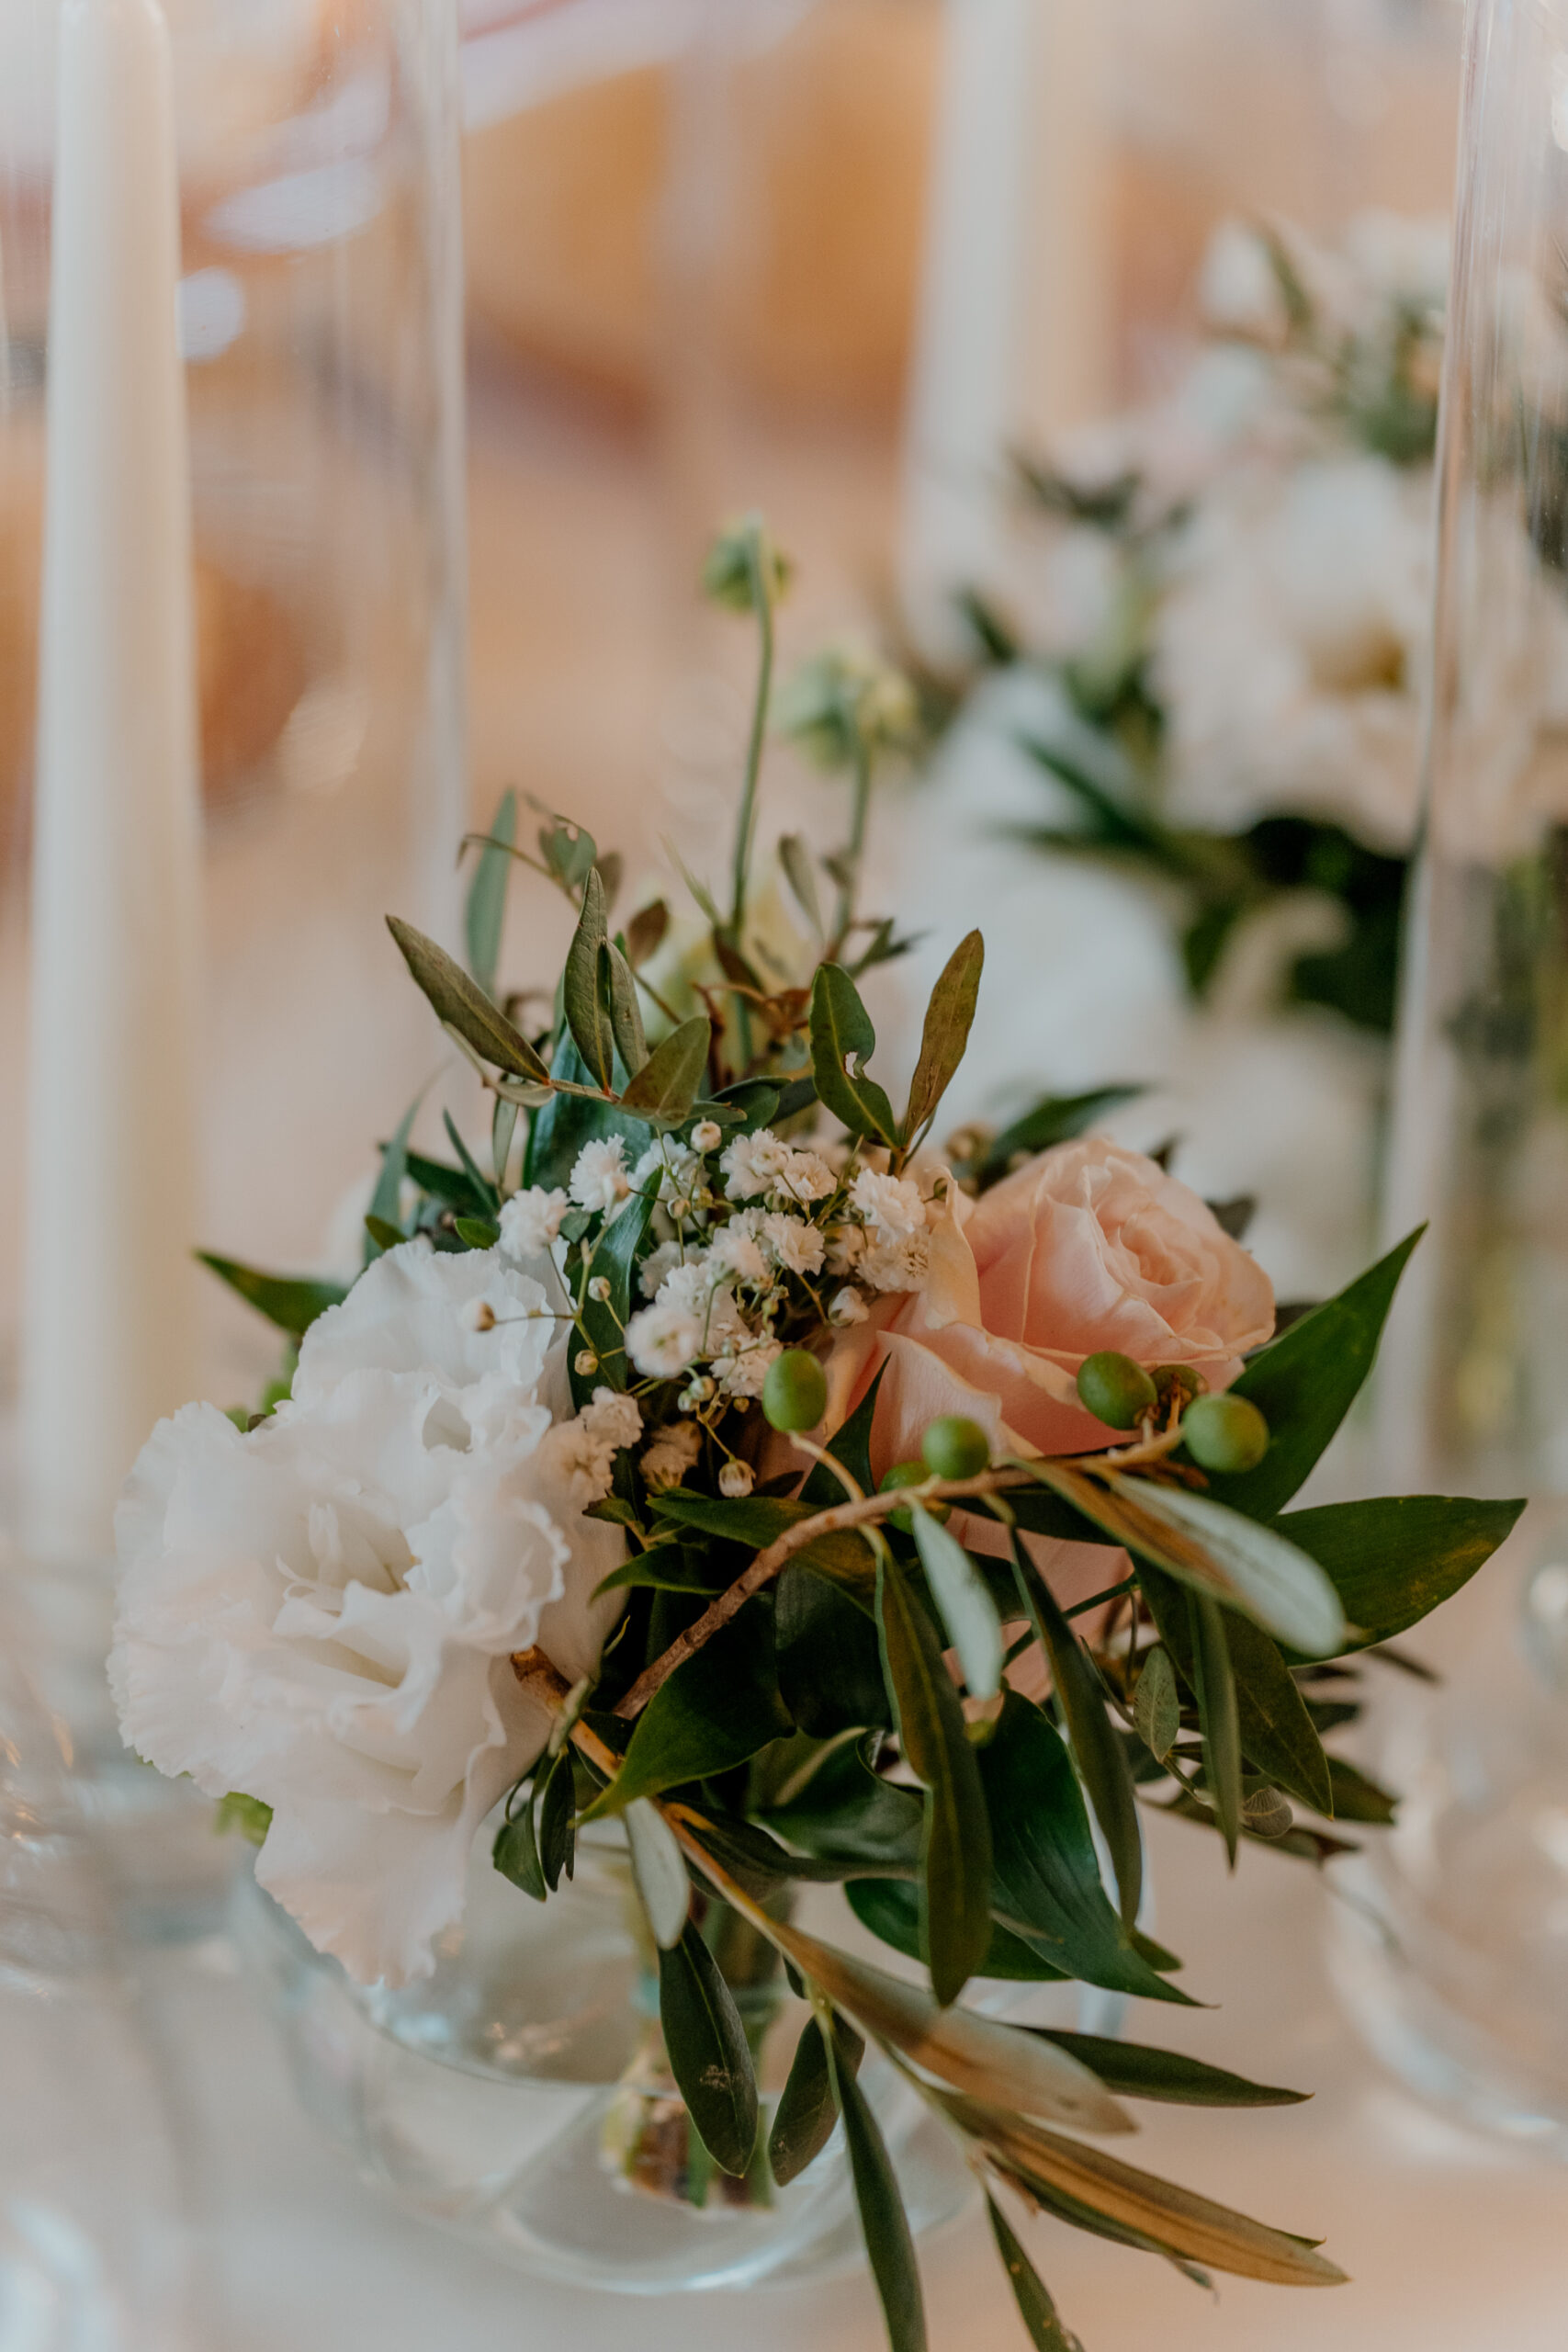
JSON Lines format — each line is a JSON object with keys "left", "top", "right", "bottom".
{"left": 110, "top": 1241, "right": 628, "bottom": 1988}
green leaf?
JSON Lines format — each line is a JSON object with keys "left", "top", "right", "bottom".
{"left": 846, "top": 1880, "right": 1069, "bottom": 1984}
{"left": 1325, "top": 1755, "right": 1397, "bottom": 1826}
{"left": 775, "top": 1562, "right": 892, "bottom": 1733}
{"left": 1025, "top": 2030, "right": 1307, "bottom": 2109}
{"left": 1202, "top": 1228, "right": 1424, "bottom": 1516}
{"left": 366, "top": 1090, "right": 423, "bottom": 1260}
{"left": 523, "top": 1032, "right": 649, "bottom": 1193}
{"left": 964, "top": 1085, "right": 1144, "bottom": 1192}
{"left": 465, "top": 786, "right": 516, "bottom": 994}
{"left": 563, "top": 866, "right": 615, "bottom": 1090}
{"left": 910, "top": 1506, "right": 1004, "bottom": 1702}
{"left": 986, "top": 2194, "right": 1082, "bottom": 2352}
{"left": 876, "top": 1555, "right": 992, "bottom": 2006}
{"left": 761, "top": 1740, "right": 925, "bottom": 1871}
{"left": 904, "top": 930, "right": 984, "bottom": 1147}
{"left": 605, "top": 940, "right": 649, "bottom": 1074}
{"left": 1190, "top": 1593, "right": 1242, "bottom": 1865}
{"left": 778, "top": 833, "right": 824, "bottom": 938}
{"left": 1277, "top": 1494, "right": 1527, "bottom": 1657}
{"left": 823, "top": 2009, "right": 927, "bottom": 2352}
{"left": 363, "top": 1215, "right": 406, "bottom": 1255}
{"left": 804, "top": 1363, "right": 887, "bottom": 1506}
{"left": 1137, "top": 1568, "right": 1331, "bottom": 1815}
{"left": 626, "top": 1797, "right": 690, "bottom": 1947}
{"left": 650, "top": 1489, "right": 877, "bottom": 1604}
{"left": 492, "top": 1793, "right": 546, "bottom": 1900}
{"left": 197, "top": 1253, "right": 346, "bottom": 1340}
{"left": 536, "top": 809, "right": 598, "bottom": 894}
{"left": 680, "top": 1811, "right": 914, "bottom": 1903}
{"left": 214, "top": 1791, "right": 272, "bottom": 1846}
{"left": 1133, "top": 1645, "right": 1179, "bottom": 1766}
{"left": 453, "top": 1216, "right": 500, "bottom": 1250}
{"left": 594, "top": 1546, "right": 723, "bottom": 1599}
{"left": 809, "top": 963, "right": 898, "bottom": 1146}
{"left": 581, "top": 1608, "right": 793, "bottom": 1818}
{"left": 387, "top": 916, "right": 550, "bottom": 1083}
{"left": 620, "top": 1016, "right": 711, "bottom": 1125}
{"left": 576, "top": 1189, "right": 655, "bottom": 1401}
{"left": 402, "top": 1148, "right": 493, "bottom": 1223}
{"left": 658, "top": 1925, "right": 759, "bottom": 2177}
{"left": 773, "top": 1920, "right": 1130, "bottom": 2133}
{"left": 1010, "top": 1540, "right": 1142, "bottom": 1928}
{"left": 976, "top": 1694, "right": 1189, "bottom": 2004}
{"left": 1102, "top": 1473, "right": 1347, "bottom": 1657}
{"left": 537, "top": 1747, "right": 576, "bottom": 1889}
{"left": 942, "top": 2094, "right": 1346, "bottom": 2286}
{"left": 491, "top": 1093, "right": 519, "bottom": 1191}
{"left": 768, "top": 2012, "right": 864, "bottom": 2187}
{"left": 443, "top": 1110, "right": 501, "bottom": 1215}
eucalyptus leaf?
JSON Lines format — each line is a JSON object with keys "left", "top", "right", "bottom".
{"left": 626, "top": 898, "right": 670, "bottom": 967}
{"left": 465, "top": 786, "right": 516, "bottom": 995}
{"left": 986, "top": 2194, "right": 1083, "bottom": 2352}
{"left": 453, "top": 1216, "right": 500, "bottom": 1250}
{"left": 1010, "top": 1540, "right": 1141, "bottom": 1928}
{"left": 605, "top": 940, "right": 649, "bottom": 1074}
{"left": 778, "top": 833, "right": 824, "bottom": 937}
{"left": 363, "top": 1216, "right": 406, "bottom": 1255}
{"left": 658, "top": 1926, "right": 759, "bottom": 2176}
{"left": 491, "top": 1093, "right": 519, "bottom": 1192}
{"left": 626, "top": 1797, "right": 690, "bottom": 1947}
{"left": 904, "top": 930, "right": 984, "bottom": 1147}
{"left": 620, "top": 1016, "right": 711, "bottom": 1125}
{"left": 809, "top": 963, "right": 898, "bottom": 1146}
{"left": 876, "top": 1555, "right": 992, "bottom": 2006}
{"left": 492, "top": 1792, "right": 546, "bottom": 1901}
{"left": 563, "top": 867, "right": 615, "bottom": 1090}
{"left": 768, "top": 2012, "right": 864, "bottom": 2187}
{"left": 910, "top": 1505, "right": 1004, "bottom": 1701}
{"left": 537, "top": 1747, "right": 576, "bottom": 1889}
{"left": 1190, "top": 1593, "right": 1242, "bottom": 1866}
{"left": 824, "top": 2011, "right": 927, "bottom": 2352}
{"left": 387, "top": 917, "right": 550, "bottom": 1083}
{"left": 197, "top": 1253, "right": 346, "bottom": 1340}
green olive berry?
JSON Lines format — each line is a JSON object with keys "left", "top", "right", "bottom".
{"left": 878, "top": 1460, "right": 952, "bottom": 1532}
{"left": 1077, "top": 1351, "right": 1158, "bottom": 1430}
{"left": 920, "top": 1416, "right": 991, "bottom": 1482}
{"left": 1181, "top": 1392, "right": 1269, "bottom": 1474}
{"left": 762, "top": 1349, "right": 828, "bottom": 1433}
{"left": 1153, "top": 1363, "right": 1202, "bottom": 1410}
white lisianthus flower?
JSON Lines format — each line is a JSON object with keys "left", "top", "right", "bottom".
{"left": 499, "top": 1185, "right": 568, "bottom": 1260}
{"left": 110, "top": 1242, "right": 626, "bottom": 1990}
{"left": 570, "top": 1136, "right": 631, "bottom": 1215}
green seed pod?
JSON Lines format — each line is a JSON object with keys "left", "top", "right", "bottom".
{"left": 1181, "top": 1392, "right": 1270, "bottom": 1474}
{"left": 919, "top": 1416, "right": 991, "bottom": 1482}
{"left": 1153, "top": 1363, "right": 1203, "bottom": 1410}
{"left": 761, "top": 1349, "right": 829, "bottom": 1434}
{"left": 878, "top": 1460, "right": 952, "bottom": 1532}
{"left": 1077, "top": 1351, "right": 1158, "bottom": 1430}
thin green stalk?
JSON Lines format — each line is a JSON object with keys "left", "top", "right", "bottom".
{"left": 728, "top": 534, "right": 775, "bottom": 943}
{"left": 830, "top": 734, "right": 872, "bottom": 956}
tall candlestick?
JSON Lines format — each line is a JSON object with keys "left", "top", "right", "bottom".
{"left": 23, "top": 0, "right": 202, "bottom": 1558}
{"left": 899, "top": 0, "right": 1115, "bottom": 657}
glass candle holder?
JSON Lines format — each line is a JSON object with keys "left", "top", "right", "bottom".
{"left": 0, "top": 0, "right": 468, "bottom": 1411}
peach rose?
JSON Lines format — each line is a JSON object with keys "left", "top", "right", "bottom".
{"left": 824, "top": 1137, "right": 1275, "bottom": 1481}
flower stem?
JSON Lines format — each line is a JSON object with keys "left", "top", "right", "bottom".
{"left": 728, "top": 531, "right": 776, "bottom": 944}
{"left": 829, "top": 734, "right": 872, "bottom": 959}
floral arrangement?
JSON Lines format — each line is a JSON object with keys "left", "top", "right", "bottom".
{"left": 111, "top": 520, "right": 1520, "bottom": 2351}
{"left": 922, "top": 211, "right": 1452, "bottom": 1037}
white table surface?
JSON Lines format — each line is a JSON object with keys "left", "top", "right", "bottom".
{"left": 152, "top": 1792, "right": 1568, "bottom": 2352}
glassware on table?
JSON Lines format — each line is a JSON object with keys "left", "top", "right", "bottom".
{"left": 231, "top": 1819, "right": 982, "bottom": 2293}
{"left": 1331, "top": 0, "right": 1568, "bottom": 2146}
{"left": 0, "top": 1615, "right": 199, "bottom": 2350}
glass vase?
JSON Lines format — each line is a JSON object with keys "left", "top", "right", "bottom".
{"left": 231, "top": 1821, "right": 980, "bottom": 2291}
{"left": 1333, "top": 0, "right": 1568, "bottom": 2147}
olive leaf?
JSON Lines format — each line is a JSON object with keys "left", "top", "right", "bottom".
{"left": 563, "top": 866, "right": 615, "bottom": 1091}
{"left": 626, "top": 1798, "right": 690, "bottom": 1948}
{"left": 986, "top": 2195, "right": 1083, "bottom": 2352}
{"left": 824, "top": 2013, "right": 928, "bottom": 2352}
{"left": 1133, "top": 1645, "right": 1179, "bottom": 1767}
{"left": 465, "top": 786, "right": 516, "bottom": 996}
{"left": 1189, "top": 1591, "right": 1242, "bottom": 1865}
{"left": 387, "top": 916, "right": 550, "bottom": 1083}
{"left": 903, "top": 929, "right": 984, "bottom": 1147}
{"left": 809, "top": 963, "right": 898, "bottom": 1146}
{"left": 620, "top": 1016, "right": 711, "bottom": 1125}
{"left": 768, "top": 2010, "right": 864, "bottom": 2187}
{"left": 909, "top": 1505, "right": 1005, "bottom": 1702}
{"left": 604, "top": 939, "right": 648, "bottom": 1074}
{"left": 658, "top": 1926, "right": 759, "bottom": 2177}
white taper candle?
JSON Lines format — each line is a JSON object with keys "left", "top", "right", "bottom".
{"left": 23, "top": 0, "right": 202, "bottom": 1558}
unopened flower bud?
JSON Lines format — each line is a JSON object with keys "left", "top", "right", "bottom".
{"left": 462, "top": 1298, "right": 497, "bottom": 1333}
{"left": 703, "top": 514, "right": 792, "bottom": 613}
{"left": 691, "top": 1121, "right": 722, "bottom": 1153}
{"left": 718, "top": 1461, "right": 755, "bottom": 1498}
{"left": 670, "top": 1198, "right": 691, "bottom": 1221}
{"left": 588, "top": 1276, "right": 612, "bottom": 1303}
{"left": 829, "top": 1286, "right": 869, "bottom": 1327}
{"left": 574, "top": 1350, "right": 599, "bottom": 1376}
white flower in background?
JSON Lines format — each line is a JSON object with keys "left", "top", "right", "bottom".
{"left": 638, "top": 1239, "right": 684, "bottom": 1298}
{"left": 570, "top": 1136, "right": 631, "bottom": 1215}
{"left": 640, "top": 1419, "right": 703, "bottom": 1491}
{"left": 1198, "top": 217, "right": 1291, "bottom": 344}
{"left": 110, "top": 1242, "right": 626, "bottom": 1990}
{"left": 499, "top": 1184, "right": 568, "bottom": 1260}
{"left": 1152, "top": 452, "right": 1432, "bottom": 850}
{"left": 718, "top": 1460, "right": 755, "bottom": 1498}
